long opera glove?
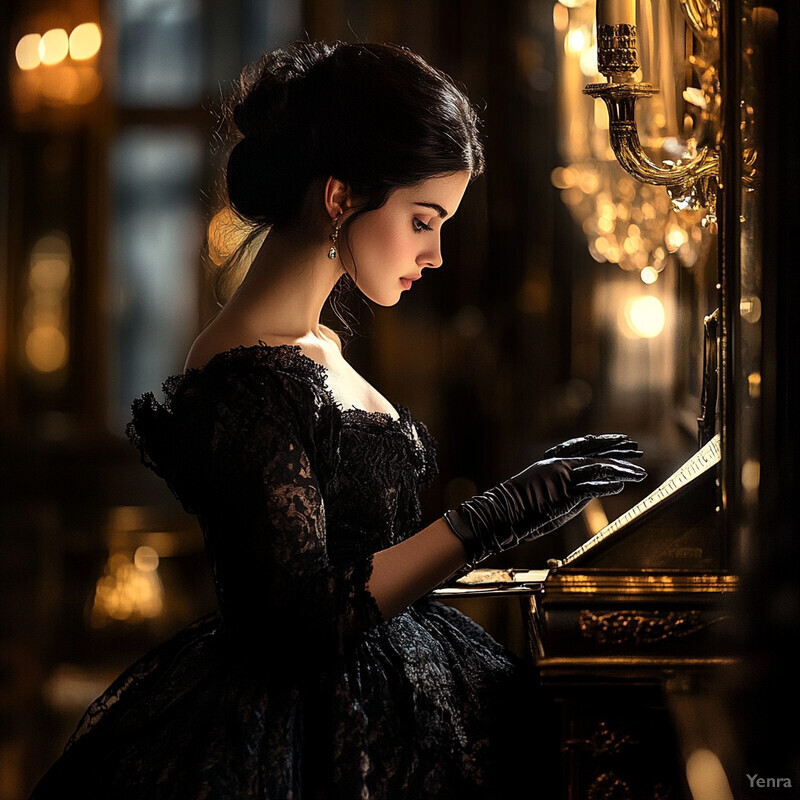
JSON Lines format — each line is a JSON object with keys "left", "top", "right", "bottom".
{"left": 443, "top": 439, "right": 645, "bottom": 568}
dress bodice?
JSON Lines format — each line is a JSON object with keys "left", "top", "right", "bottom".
{"left": 125, "top": 342, "right": 439, "bottom": 659}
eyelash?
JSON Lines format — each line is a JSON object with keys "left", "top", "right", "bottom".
{"left": 413, "top": 218, "right": 433, "bottom": 233}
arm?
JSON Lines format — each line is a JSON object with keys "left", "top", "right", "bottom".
{"left": 369, "top": 434, "right": 649, "bottom": 617}
{"left": 368, "top": 518, "right": 467, "bottom": 619}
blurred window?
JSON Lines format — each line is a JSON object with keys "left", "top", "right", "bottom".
{"left": 108, "top": 128, "right": 203, "bottom": 428}
{"left": 241, "top": 0, "right": 303, "bottom": 63}
{"left": 112, "top": 0, "right": 203, "bottom": 106}
{"left": 105, "top": 0, "right": 302, "bottom": 432}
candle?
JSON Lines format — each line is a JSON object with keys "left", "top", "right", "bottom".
{"left": 596, "top": 0, "right": 636, "bottom": 28}
{"left": 595, "top": 0, "right": 639, "bottom": 78}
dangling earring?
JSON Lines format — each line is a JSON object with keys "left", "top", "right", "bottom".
{"left": 328, "top": 215, "right": 342, "bottom": 259}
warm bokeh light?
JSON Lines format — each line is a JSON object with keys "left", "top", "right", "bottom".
{"left": 597, "top": 215, "right": 614, "bottom": 234}
{"left": 579, "top": 44, "right": 598, "bottom": 77}
{"left": 553, "top": 3, "right": 570, "bottom": 32}
{"left": 15, "top": 22, "right": 102, "bottom": 107}
{"left": 624, "top": 295, "right": 665, "bottom": 338}
{"left": 91, "top": 550, "right": 165, "bottom": 626}
{"left": 134, "top": 545, "right": 160, "bottom": 572}
{"left": 41, "top": 64, "right": 82, "bottom": 103}
{"left": 582, "top": 498, "right": 609, "bottom": 534}
{"left": 741, "top": 458, "right": 761, "bottom": 493}
{"left": 25, "top": 326, "right": 68, "bottom": 372}
{"left": 15, "top": 34, "right": 42, "bottom": 70}
{"left": 39, "top": 28, "right": 69, "bottom": 66}
{"left": 69, "top": 23, "right": 102, "bottom": 60}
{"left": 683, "top": 86, "right": 707, "bottom": 109}
{"left": 24, "top": 232, "right": 71, "bottom": 374}
{"left": 665, "top": 221, "right": 690, "bottom": 251}
{"left": 640, "top": 266, "right": 659, "bottom": 284}
{"left": 29, "top": 256, "right": 70, "bottom": 291}
{"left": 565, "top": 28, "right": 587, "bottom": 54}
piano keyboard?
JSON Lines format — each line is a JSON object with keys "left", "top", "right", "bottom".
{"left": 548, "top": 434, "right": 721, "bottom": 569}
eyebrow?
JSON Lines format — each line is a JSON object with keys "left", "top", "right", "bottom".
{"left": 414, "top": 202, "right": 449, "bottom": 219}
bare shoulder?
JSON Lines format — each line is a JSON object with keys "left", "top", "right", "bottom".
{"left": 319, "top": 324, "right": 342, "bottom": 353}
{"left": 183, "top": 321, "right": 342, "bottom": 372}
{"left": 183, "top": 335, "right": 225, "bottom": 372}
{"left": 183, "top": 323, "right": 258, "bottom": 372}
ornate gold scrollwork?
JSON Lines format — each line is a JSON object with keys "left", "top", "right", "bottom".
{"left": 588, "top": 772, "right": 633, "bottom": 800}
{"left": 564, "top": 721, "right": 638, "bottom": 757}
{"left": 577, "top": 608, "right": 723, "bottom": 644}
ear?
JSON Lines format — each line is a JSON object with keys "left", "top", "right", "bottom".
{"left": 323, "top": 176, "right": 355, "bottom": 220}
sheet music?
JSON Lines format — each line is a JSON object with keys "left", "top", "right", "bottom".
{"left": 548, "top": 434, "right": 721, "bottom": 569}
{"left": 432, "top": 568, "right": 550, "bottom": 597}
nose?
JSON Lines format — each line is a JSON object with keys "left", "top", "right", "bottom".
{"left": 419, "top": 235, "right": 443, "bottom": 269}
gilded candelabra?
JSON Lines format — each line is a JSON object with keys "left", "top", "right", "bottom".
{"left": 584, "top": 2, "right": 722, "bottom": 220}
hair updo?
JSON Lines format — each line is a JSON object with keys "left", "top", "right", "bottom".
{"left": 210, "top": 39, "right": 485, "bottom": 307}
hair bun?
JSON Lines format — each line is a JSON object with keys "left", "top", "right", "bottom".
{"left": 232, "top": 82, "right": 291, "bottom": 140}
{"left": 222, "top": 39, "right": 484, "bottom": 234}
{"left": 231, "top": 41, "right": 333, "bottom": 141}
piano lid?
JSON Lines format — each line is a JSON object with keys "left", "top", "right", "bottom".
{"left": 547, "top": 434, "right": 722, "bottom": 572}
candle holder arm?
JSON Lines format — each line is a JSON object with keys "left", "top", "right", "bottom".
{"left": 584, "top": 80, "right": 719, "bottom": 211}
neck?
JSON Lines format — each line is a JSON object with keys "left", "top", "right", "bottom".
{"left": 218, "top": 225, "right": 346, "bottom": 341}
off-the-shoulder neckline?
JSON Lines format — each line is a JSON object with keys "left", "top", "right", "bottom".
{"left": 179, "top": 340, "right": 405, "bottom": 426}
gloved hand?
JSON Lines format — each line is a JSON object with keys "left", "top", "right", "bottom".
{"left": 543, "top": 432, "right": 643, "bottom": 461}
{"left": 443, "top": 436, "right": 646, "bottom": 568}
{"left": 527, "top": 433, "right": 645, "bottom": 536}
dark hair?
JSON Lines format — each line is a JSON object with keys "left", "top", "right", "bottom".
{"left": 208, "top": 40, "right": 485, "bottom": 311}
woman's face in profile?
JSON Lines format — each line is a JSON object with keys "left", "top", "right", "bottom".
{"left": 343, "top": 171, "right": 471, "bottom": 307}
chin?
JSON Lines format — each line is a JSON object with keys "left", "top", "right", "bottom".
{"left": 371, "top": 296, "right": 402, "bottom": 308}
{"left": 358, "top": 286, "right": 403, "bottom": 307}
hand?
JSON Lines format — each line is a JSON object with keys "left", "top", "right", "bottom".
{"left": 543, "top": 433, "right": 643, "bottom": 461}
{"left": 531, "top": 433, "right": 645, "bottom": 536}
{"left": 443, "top": 441, "right": 646, "bottom": 567}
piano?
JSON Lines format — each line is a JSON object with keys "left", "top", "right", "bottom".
{"left": 435, "top": 433, "right": 738, "bottom": 800}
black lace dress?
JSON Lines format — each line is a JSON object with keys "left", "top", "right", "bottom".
{"left": 29, "top": 343, "right": 546, "bottom": 799}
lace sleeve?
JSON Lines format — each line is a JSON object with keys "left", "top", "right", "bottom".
{"left": 194, "top": 362, "right": 384, "bottom": 669}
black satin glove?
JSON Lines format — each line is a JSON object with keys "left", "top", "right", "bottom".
{"left": 527, "top": 433, "right": 646, "bottom": 536}
{"left": 443, "top": 436, "right": 646, "bottom": 568}
{"left": 543, "top": 432, "right": 643, "bottom": 461}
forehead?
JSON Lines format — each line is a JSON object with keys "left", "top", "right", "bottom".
{"left": 391, "top": 171, "right": 471, "bottom": 209}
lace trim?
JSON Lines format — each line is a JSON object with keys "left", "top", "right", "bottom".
{"left": 134, "top": 341, "right": 438, "bottom": 489}
{"left": 179, "top": 341, "right": 409, "bottom": 427}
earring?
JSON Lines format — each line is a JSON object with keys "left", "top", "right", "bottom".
{"left": 328, "top": 216, "right": 342, "bottom": 259}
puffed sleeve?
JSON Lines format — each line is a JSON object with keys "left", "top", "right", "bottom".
{"left": 127, "top": 354, "right": 384, "bottom": 673}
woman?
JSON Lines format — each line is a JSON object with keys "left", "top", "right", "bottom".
{"left": 30, "top": 40, "right": 645, "bottom": 799}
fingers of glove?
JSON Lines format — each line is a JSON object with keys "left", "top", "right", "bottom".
{"left": 569, "top": 458, "right": 647, "bottom": 484}
{"left": 544, "top": 433, "right": 639, "bottom": 459}
{"left": 573, "top": 480, "right": 625, "bottom": 497}
{"left": 588, "top": 442, "right": 644, "bottom": 461}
